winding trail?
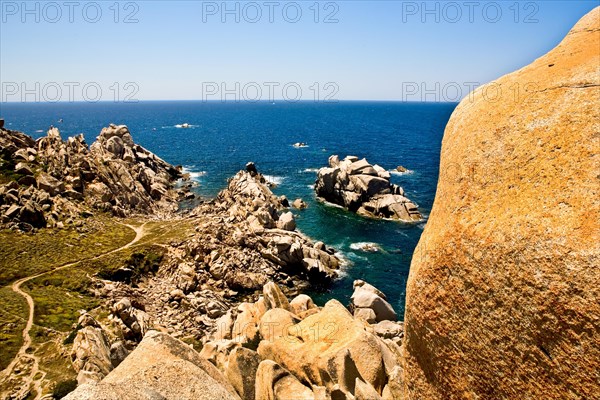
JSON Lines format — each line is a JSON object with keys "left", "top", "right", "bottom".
{"left": 0, "top": 222, "right": 146, "bottom": 400}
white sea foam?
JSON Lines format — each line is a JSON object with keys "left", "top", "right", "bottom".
{"left": 35, "top": 130, "right": 44, "bottom": 133}
{"left": 389, "top": 169, "right": 414, "bottom": 176}
{"left": 346, "top": 252, "right": 368, "bottom": 262}
{"left": 319, "top": 198, "right": 344, "bottom": 209}
{"left": 182, "top": 166, "right": 207, "bottom": 181}
{"left": 301, "top": 168, "right": 319, "bottom": 173}
{"left": 264, "top": 175, "right": 285, "bottom": 185}
{"left": 350, "top": 242, "right": 382, "bottom": 253}
{"left": 333, "top": 250, "right": 354, "bottom": 269}
{"left": 189, "top": 171, "right": 207, "bottom": 179}
{"left": 333, "top": 267, "right": 349, "bottom": 280}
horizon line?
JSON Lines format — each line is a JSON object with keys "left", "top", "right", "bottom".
{"left": 0, "top": 99, "right": 461, "bottom": 105}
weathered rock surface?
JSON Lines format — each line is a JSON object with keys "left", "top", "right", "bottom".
{"left": 0, "top": 124, "right": 186, "bottom": 230}
{"left": 403, "top": 8, "right": 600, "bottom": 399}
{"left": 315, "top": 155, "right": 422, "bottom": 221}
{"left": 351, "top": 280, "right": 397, "bottom": 323}
{"left": 255, "top": 360, "right": 314, "bottom": 400}
{"left": 226, "top": 347, "right": 262, "bottom": 400}
{"left": 64, "top": 331, "right": 241, "bottom": 400}
{"left": 71, "top": 315, "right": 114, "bottom": 385}
{"left": 196, "top": 281, "right": 404, "bottom": 400}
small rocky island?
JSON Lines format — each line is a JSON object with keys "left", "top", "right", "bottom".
{"left": 315, "top": 155, "right": 422, "bottom": 222}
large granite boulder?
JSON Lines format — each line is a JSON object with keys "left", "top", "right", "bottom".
{"left": 315, "top": 155, "right": 422, "bottom": 222}
{"left": 64, "top": 331, "right": 241, "bottom": 400}
{"left": 403, "top": 8, "right": 600, "bottom": 399}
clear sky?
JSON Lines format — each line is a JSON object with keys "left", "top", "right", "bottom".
{"left": 0, "top": 0, "right": 598, "bottom": 102}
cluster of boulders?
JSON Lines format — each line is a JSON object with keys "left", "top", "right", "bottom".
{"left": 0, "top": 124, "right": 187, "bottom": 230}
{"left": 185, "top": 163, "right": 341, "bottom": 290}
{"left": 315, "top": 155, "right": 422, "bottom": 222}
{"left": 83, "top": 164, "right": 343, "bottom": 363}
{"left": 66, "top": 280, "right": 404, "bottom": 400}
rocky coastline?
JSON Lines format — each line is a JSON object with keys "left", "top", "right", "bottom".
{"left": 0, "top": 124, "right": 351, "bottom": 399}
{"left": 0, "top": 124, "right": 189, "bottom": 231}
{"left": 1, "top": 7, "right": 599, "bottom": 399}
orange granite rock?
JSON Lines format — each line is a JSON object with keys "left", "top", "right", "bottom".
{"left": 403, "top": 7, "right": 600, "bottom": 399}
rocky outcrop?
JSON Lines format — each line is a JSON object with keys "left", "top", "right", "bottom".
{"left": 64, "top": 331, "right": 241, "bottom": 400}
{"left": 111, "top": 297, "right": 152, "bottom": 341}
{"left": 198, "top": 281, "right": 405, "bottom": 400}
{"left": 315, "top": 155, "right": 422, "bottom": 221}
{"left": 91, "top": 166, "right": 343, "bottom": 354}
{"left": 66, "top": 278, "right": 404, "bottom": 400}
{"left": 0, "top": 124, "right": 186, "bottom": 230}
{"left": 403, "top": 8, "right": 600, "bottom": 399}
{"left": 70, "top": 315, "right": 114, "bottom": 385}
{"left": 291, "top": 198, "right": 307, "bottom": 209}
{"left": 179, "top": 166, "right": 341, "bottom": 291}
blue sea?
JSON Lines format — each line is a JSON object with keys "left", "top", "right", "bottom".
{"left": 0, "top": 101, "right": 456, "bottom": 318}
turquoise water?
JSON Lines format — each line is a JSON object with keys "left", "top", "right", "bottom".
{"left": 0, "top": 101, "right": 456, "bottom": 317}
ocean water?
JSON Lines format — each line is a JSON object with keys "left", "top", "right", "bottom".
{"left": 0, "top": 101, "right": 456, "bottom": 318}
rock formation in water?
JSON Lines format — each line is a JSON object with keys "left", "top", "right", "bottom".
{"left": 67, "top": 280, "right": 405, "bottom": 400}
{"left": 0, "top": 124, "right": 187, "bottom": 230}
{"left": 403, "top": 7, "right": 600, "bottom": 399}
{"left": 315, "top": 155, "right": 422, "bottom": 221}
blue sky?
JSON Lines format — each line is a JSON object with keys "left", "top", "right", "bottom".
{"left": 0, "top": 1, "right": 598, "bottom": 101}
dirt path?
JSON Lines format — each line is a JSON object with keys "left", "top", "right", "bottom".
{"left": 0, "top": 222, "right": 146, "bottom": 400}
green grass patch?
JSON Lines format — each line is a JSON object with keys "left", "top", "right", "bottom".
{"left": 0, "top": 286, "right": 28, "bottom": 370}
{"left": 136, "top": 219, "right": 198, "bottom": 246}
{"left": 26, "top": 244, "right": 166, "bottom": 332}
{"left": 0, "top": 218, "right": 136, "bottom": 286}
{"left": 29, "top": 285, "right": 100, "bottom": 332}
{"left": 53, "top": 379, "right": 77, "bottom": 399}
{"left": 0, "top": 154, "right": 24, "bottom": 184}
{"left": 32, "top": 333, "right": 77, "bottom": 398}
{"left": 0, "top": 217, "right": 195, "bottom": 391}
